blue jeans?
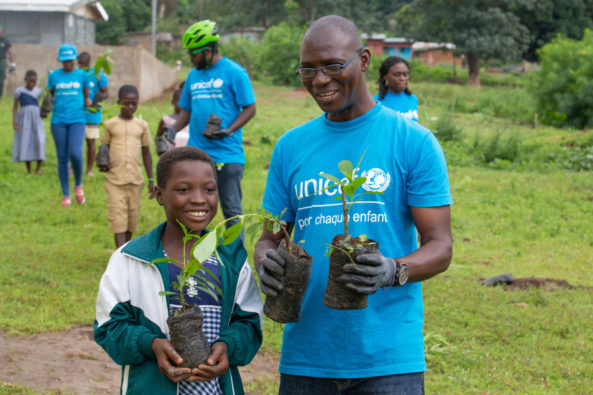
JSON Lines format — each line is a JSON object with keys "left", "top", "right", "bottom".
{"left": 216, "top": 163, "right": 244, "bottom": 228}
{"left": 51, "top": 123, "right": 85, "bottom": 197}
{"left": 279, "top": 372, "right": 425, "bottom": 395}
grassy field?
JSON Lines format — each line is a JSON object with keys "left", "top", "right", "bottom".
{"left": 1, "top": 76, "right": 592, "bottom": 394}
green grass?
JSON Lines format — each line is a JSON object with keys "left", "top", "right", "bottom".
{"left": 1, "top": 77, "right": 592, "bottom": 393}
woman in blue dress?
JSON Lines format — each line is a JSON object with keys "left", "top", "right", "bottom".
{"left": 375, "top": 57, "right": 419, "bottom": 122}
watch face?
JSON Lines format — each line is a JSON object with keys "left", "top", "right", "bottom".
{"left": 398, "top": 265, "right": 409, "bottom": 285}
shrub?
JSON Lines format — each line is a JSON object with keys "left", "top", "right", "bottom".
{"left": 157, "top": 43, "right": 191, "bottom": 67}
{"left": 471, "top": 131, "right": 521, "bottom": 164}
{"left": 258, "top": 22, "right": 305, "bottom": 87}
{"left": 431, "top": 115, "right": 463, "bottom": 142}
{"left": 220, "top": 37, "right": 261, "bottom": 79}
{"left": 532, "top": 29, "right": 593, "bottom": 128}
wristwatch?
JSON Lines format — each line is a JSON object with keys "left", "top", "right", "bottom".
{"left": 394, "top": 260, "right": 409, "bottom": 286}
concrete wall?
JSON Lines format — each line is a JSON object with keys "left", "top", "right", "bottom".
{"left": 5, "top": 44, "right": 178, "bottom": 103}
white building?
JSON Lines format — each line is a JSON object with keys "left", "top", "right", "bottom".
{"left": 0, "top": 0, "right": 108, "bottom": 46}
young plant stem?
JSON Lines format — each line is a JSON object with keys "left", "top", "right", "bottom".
{"left": 342, "top": 193, "right": 349, "bottom": 237}
{"left": 179, "top": 236, "right": 189, "bottom": 310}
{"left": 280, "top": 224, "right": 291, "bottom": 249}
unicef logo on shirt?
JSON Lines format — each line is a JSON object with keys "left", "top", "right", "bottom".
{"left": 361, "top": 168, "right": 391, "bottom": 192}
{"left": 73, "top": 82, "right": 81, "bottom": 89}
{"left": 212, "top": 78, "right": 224, "bottom": 89}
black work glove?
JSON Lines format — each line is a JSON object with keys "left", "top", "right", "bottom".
{"left": 258, "top": 249, "right": 286, "bottom": 297}
{"left": 8, "top": 63, "right": 15, "bottom": 73}
{"left": 340, "top": 252, "right": 397, "bottom": 294}
{"left": 162, "top": 125, "right": 177, "bottom": 144}
{"left": 207, "top": 128, "right": 232, "bottom": 139}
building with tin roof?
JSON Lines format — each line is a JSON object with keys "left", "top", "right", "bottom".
{"left": 0, "top": 0, "right": 108, "bottom": 46}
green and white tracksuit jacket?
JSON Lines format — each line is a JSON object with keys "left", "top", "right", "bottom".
{"left": 94, "top": 222, "right": 263, "bottom": 395}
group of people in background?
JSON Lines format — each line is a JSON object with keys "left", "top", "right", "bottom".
{"left": 8, "top": 15, "right": 450, "bottom": 395}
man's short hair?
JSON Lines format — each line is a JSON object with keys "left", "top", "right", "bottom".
{"left": 156, "top": 146, "right": 217, "bottom": 188}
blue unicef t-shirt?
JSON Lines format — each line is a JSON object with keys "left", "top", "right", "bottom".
{"left": 47, "top": 68, "right": 89, "bottom": 125}
{"left": 179, "top": 57, "right": 255, "bottom": 164}
{"left": 84, "top": 68, "right": 108, "bottom": 125}
{"left": 262, "top": 103, "right": 452, "bottom": 378}
{"left": 374, "top": 91, "right": 419, "bottom": 121}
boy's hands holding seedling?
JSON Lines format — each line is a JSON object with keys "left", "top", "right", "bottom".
{"left": 153, "top": 338, "right": 194, "bottom": 382}
{"left": 194, "top": 341, "right": 229, "bottom": 381}
{"left": 258, "top": 249, "right": 286, "bottom": 297}
{"left": 341, "top": 251, "right": 397, "bottom": 294}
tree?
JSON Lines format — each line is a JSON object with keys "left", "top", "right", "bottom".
{"left": 517, "top": 0, "right": 593, "bottom": 61}
{"left": 397, "top": 0, "right": 530, "bottom": 86}
{"left": 96, "top": 0, "right": 152, "bottom": 44}
{"left": 96, "top": 0, "right": 126, "bottom": 45}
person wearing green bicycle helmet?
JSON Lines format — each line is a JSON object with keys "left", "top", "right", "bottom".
{"left": 164, "top": 17, "right": 257, "bottom": 252}
{"left": 182, "top": 19, "right": 220, "bottom": 69}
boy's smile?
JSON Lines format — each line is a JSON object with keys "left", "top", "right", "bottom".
{"left": 156, "top": 160, "right": 218, "bottom": 235}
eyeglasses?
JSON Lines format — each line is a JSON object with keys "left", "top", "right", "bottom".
{"left": 187, "top": 47, "right": 208, "bottom": 56}
{"left": 296, "top": 48, "right": 363, "bottom": 80}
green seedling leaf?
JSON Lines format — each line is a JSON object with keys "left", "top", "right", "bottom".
{"left": 338, "top": 160, "right": 354, "bottom": 180}
{"left": 193, "top": 231, "right": 218, "bottom": 264}
{"left": 319, "top": 172, "right": 343, "bottom": 186}
{"left": 151, "top": 257, "right": 182, "bottom": 265}
{"left": 185, "top": 258, "right": 205, "bottom": 283}
{"left": 222, "top": 222, "right": 243, "bottom": 245}
{"left": 342, "top": 184, "right": 356, "bottom": 199}
{"left": 272, "top": 221, "right": 282, "bottom": 235}
{"left": 351, "top": 177, "right": 367, "bottom": 191}
{"left": 158, "top": 291, "right": 176, "bottom": 296}
{"left": 198, "top": 284, "right": 221, "bottom": 301}
{"left": 198, "top": 265, "right": 218, "bottom": 280}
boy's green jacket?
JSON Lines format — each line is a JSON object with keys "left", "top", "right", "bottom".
{"left": 94, "top": 222, "right": 263, "bottom": 395}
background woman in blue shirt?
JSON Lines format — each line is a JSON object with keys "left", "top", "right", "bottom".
{"left": 375, "top": 56, "right": 419, "bottom": 122}
{"left": 47, "top": 43, "right": 91, "bottom": 206}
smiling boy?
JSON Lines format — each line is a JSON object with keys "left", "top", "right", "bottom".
{"left": 94, "top": 146, "right": 262, "bottom": 395}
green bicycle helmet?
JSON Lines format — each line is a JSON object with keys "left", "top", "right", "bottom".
{"left": 183, "top": 20, "right": 219, "bottom": 51}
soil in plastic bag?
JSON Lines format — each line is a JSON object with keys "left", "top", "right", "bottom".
{"left": 323, "top": 234, "right": 378, "bottom": 310}
{"left": 264, "top": 239, "right": 312, "bottom": 323}
{"left": 167, "top": 305, "right": 211, "bottom": 368}
{"left": 202, "top": 113, "right": 223, "bottom": 138}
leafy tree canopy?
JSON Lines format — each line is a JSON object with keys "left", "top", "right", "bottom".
{"left": 396, "top": 0, "right": 530, "bottom": 85}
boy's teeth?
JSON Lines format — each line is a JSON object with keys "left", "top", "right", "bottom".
{"left": 188, "top": 211, "right": 206, "bottom": 217}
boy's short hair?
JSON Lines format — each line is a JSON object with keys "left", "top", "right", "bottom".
{"left": 156, "top": 146, "right": 217, "bottom": 188}
{"left": 24, "top": 70, "right": 37, "bottom": 80}
{"left": 78, "top": 51, "right": 91, "bottom": 63}
{"left": 118, "top": 84, "right": 139, "bottom": 100}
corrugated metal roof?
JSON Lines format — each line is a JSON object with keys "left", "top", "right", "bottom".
{"left": 0, "top": 0, "right": 107, "bottom": 20}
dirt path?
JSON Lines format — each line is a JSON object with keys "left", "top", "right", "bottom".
{"left": 0, "top": 325, "right": 278, "bottom": 394}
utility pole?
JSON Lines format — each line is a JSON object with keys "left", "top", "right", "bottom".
{"left": 151, "top": 0, "right": 157, "bottom": 56}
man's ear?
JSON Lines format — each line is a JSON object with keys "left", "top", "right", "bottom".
{"left": 360, "top": 48, "right": 371, "bottom": 72}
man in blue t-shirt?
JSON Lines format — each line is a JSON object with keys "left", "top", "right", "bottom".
{"left": 78, "top": 52, "right": 109, "bottom": 177}
{"left": 166, "top": 20, "right": 256, "bottom": 229}
{"left": 255, "top": 15, "right": 453, "bottom": 393}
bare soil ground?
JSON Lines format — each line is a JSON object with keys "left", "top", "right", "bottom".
{"left": 0, "top": 325, "right": 278, "bottom": 394}
{"left": 503, "top": 276, "right": 591, "bottom": 291}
